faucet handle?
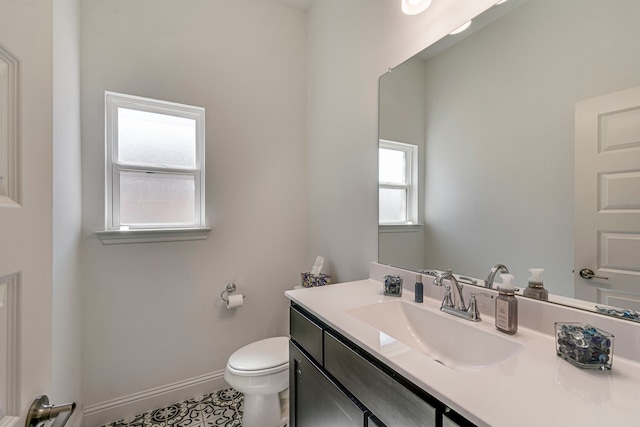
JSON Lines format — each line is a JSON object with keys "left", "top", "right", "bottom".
{"left": 442, "top": 284, "right": 454, "bottom": 308}
{"left": 467, "top": 291, "right": 494, "bottom": 321}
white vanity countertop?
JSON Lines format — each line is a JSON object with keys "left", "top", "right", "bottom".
{"left": 285, "top": 279, "right": 640, "bottom": 427}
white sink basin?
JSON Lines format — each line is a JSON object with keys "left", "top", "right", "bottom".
{"left": 347, "top": 299, "right": 523, "bottom": 370}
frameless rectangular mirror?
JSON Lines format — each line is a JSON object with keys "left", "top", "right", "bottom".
{"left": 378, "top": 0, "right": 640, "bottom": 319}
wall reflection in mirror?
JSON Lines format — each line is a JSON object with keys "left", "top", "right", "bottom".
{"left": 378, "top": 0, "right": 640, "bottom": 320}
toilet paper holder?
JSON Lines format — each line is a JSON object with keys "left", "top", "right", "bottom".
{"left": 220, "top": 282, "right": 246, "bottom": 302}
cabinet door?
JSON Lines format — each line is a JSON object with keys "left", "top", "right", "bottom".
{"left": 442, "top": 409, "right": 477, "bottom": 427}
{"left": 368, "top": 415, "right": 385, "bottom": 426}
{"left": 324, "top": 332, "right": 437, "bottom": 427}
{"left": 290, "top": 342, "right": 366, "bottom": 427}
{"left": 443, "top": 415, "right": 461, "bottom": 427}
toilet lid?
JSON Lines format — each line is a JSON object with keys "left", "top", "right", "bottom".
{"left": 228, "top": 336, "right": 289, "bottom": 372}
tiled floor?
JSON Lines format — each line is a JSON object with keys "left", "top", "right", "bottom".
{"left": 101, "top": 388, "right": 245, "bottom": 427}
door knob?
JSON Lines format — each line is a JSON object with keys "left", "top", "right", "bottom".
{"left": 25, "top": 395, "right": 76, "bottom": 427}
{"left": 579, "top": 268, "right": 609, "bottom": 280}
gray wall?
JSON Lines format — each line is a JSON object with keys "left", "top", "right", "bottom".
{"left": 80, "top": 0, "right": 308, "bottom": 409}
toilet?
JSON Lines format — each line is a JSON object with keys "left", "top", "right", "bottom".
{"left": 224, "top": 336, "right": 289, "bottom": 427}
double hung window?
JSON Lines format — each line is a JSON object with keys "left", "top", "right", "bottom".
{"left": 105, "top": 92, "right": 206, "bottom": 232}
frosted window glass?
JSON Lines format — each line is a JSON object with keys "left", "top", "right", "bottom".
{"left": 379, "top": 188, "right": 407, "bottom": 223}
{"left": 120, "top": 171, "right": 195, "bottom": 225}
{"left": 118, "top": 108, "right": 196, "bottom": 168}
{"left": 379, "top": 148, "right": 407, "bottom": 185}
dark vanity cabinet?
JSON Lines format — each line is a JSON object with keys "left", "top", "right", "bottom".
{"left": 289, "top": 305, "right": 369, "bottom": 426}
{"left": 290, "top": 342, "right": 368, "bottom": 426}
{"left": 289, "top": 304, "right": 477, "bottom": 427}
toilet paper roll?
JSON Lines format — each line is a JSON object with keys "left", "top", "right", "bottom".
{"left": 226, "top": 294, "right": 244, "bottom": 309}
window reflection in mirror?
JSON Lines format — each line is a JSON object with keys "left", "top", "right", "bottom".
{"left": 379, "top": 140, "right": 418, "bottom": 225}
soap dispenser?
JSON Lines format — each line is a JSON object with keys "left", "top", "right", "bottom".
{"left": 495, "top": 274, "right": 518, "bottom": 335}
{"left": 415, "top": 274, "right": 424, "bottom": 303}
{"left": 523, "top": 268, "right": 548, "bottom": 301}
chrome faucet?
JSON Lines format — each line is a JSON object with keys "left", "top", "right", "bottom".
{"left": 432, "top": 271, "right": 493, "bottom": 322}
{"left": 485, "top": 264, "right": 509, "bottom": 289}
{"left": 434, "top": 271, "right": 480, "bottom": 321}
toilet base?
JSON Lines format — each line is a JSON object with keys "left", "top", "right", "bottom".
{"left": 242, "top": 392, "right": 286, "bottom": 427}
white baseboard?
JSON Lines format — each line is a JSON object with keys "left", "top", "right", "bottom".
{"left": 83, "top": 370, "right": 228, "bottom": 427}
{"left": 71, "top": 411, "right": 84, "bottom": 427}
{"left": 0, "top": 416, "right": 19, "bottom": 427}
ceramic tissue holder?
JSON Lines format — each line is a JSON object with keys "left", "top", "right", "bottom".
{"left": 555, "top": 322, "right": 614, "bottom": 370}
{"left": 383, "top": 274, "right": 403, "bottom": 297}
{"left": 301, "top": 255, "right": 331, "bottom": 287}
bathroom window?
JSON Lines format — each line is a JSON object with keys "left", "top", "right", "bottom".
{"left": 102, "top": 92, "right": 207, "bottom": 242}
{"left": 379, "top": 140, "right": 418, "bottom": 225}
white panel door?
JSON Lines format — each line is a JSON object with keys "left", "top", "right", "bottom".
{"left": 575, "top": 86, "right": 640, "bottom": 309}
{"left": 0, "top": 1, "right": 54, "bottom": 425}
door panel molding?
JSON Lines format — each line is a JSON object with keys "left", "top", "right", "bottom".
{"left": 598, "top": 106, "right": 640, "bottom": 153}
{"left": 0, "top": 272, "right": 20, "bottom": 417}
{"left": 598, "top": 170, "right": 640, "bottom": 212}
{"left": 598, "top": 231, "right": 640, "bottom": 272}
{"left": 0, "top": 44, "right": 20, "bottom": 208}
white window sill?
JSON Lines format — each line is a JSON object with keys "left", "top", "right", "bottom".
{"left": 95, "top": 227, "right": 211, "bottom": 245}
{"left": 379, "top": 224, "right": 423, "bottom": 233}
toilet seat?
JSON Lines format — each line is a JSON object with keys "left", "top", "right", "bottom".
{"left": 227, "top": 336, "right": 289, "bottom": 377}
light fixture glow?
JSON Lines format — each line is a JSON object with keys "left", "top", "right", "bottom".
{"left": 449, "top": 20, "right": 472, "bottom": 35}
{"left": 401, "top": 0, "right": 432, "bottom": 15}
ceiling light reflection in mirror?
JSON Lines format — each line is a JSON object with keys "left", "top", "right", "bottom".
{"left": 449, "top": 20, "right": 472, "bottom": 35}
{"left": 401, "top": 0, "right": 432, "bottom": 16}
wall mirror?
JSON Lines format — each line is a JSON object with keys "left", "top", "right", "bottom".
{"left": 378, "top": 0, "right": 640, "bottom": 319}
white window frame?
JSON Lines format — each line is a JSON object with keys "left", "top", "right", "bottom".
{"left": 379, "top": 139, "right": 419, "bottom": 226}
{"left": 98, "top": 92, "right": 209, "bottom": 244}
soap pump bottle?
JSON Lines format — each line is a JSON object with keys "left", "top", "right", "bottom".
{"left": 495, "top": 274, "right": 518, "bottom": 335}
{"left": 523, "top": 268, "right": 548, "bottom": 301}
{"left": 415, "top": 274, "right": 423, "bottom": 303}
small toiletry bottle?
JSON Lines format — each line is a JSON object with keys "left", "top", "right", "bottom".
{"left": 495, "top": 274, "right": 518, "bottom": 335}
{"left": 523, "top": 268, "right": 548, "bottom": 301}
{"left": 415, "top": 274, "right": 423, "bottom": 303}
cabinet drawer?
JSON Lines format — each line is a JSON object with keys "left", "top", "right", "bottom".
{"left": 290, "top": 305, "right": 324, "bottom": 364}
{"left": 290, "top": 341, "right": 367, "bottom": 427}
{"left": 324, "top": 331, "right": 437, "bottom": 427}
